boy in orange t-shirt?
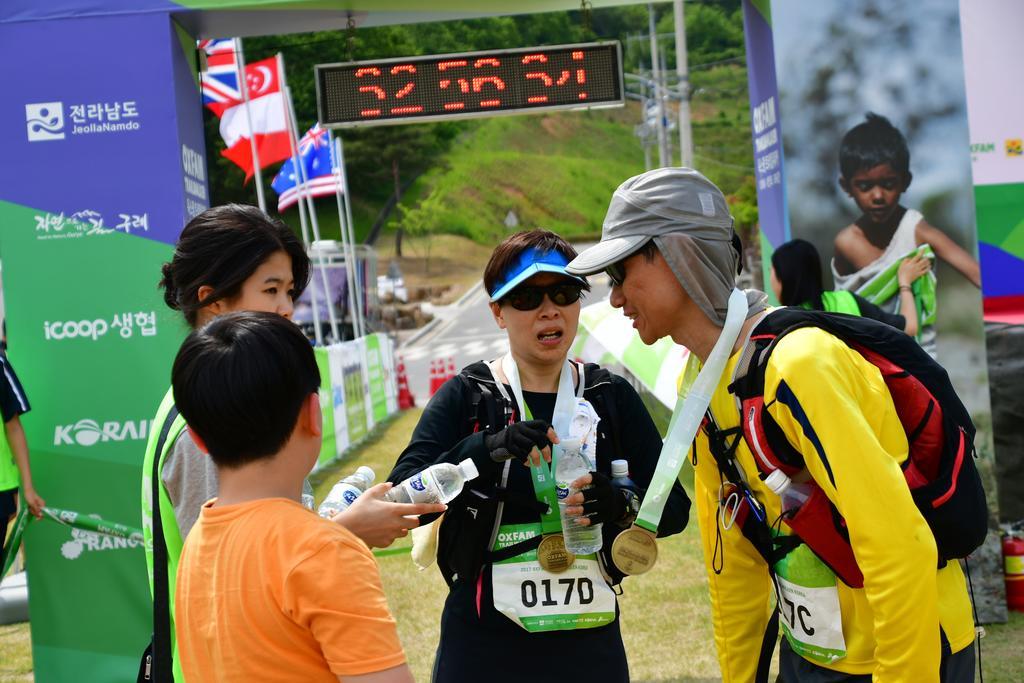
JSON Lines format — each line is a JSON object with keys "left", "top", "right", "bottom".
{"left": 172, "top": 312, "right": 416, "bottom": 683}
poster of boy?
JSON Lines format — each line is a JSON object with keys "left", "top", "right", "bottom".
{"left": 767, "top": 0, "right": 1004, "bottom": 621}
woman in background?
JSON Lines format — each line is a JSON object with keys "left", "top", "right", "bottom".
{"left": 770, "top": 238, "right": 928, "bottom": 335}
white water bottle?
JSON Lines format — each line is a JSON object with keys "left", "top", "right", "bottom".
{"left": 556, "top": 437, "right": 603, "bottom": 554}
{"left": 317, "top": 466, "right": 376, "bottom": 518}
{"left": 385, "top": 459, "right": 480, "bottom": 504}
{"left": 780, "top": 480, "right": 813, "bottom": 516}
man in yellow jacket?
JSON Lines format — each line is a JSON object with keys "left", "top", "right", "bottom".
{"left": 567, "top": 167, "right": 976, "bottom": 682}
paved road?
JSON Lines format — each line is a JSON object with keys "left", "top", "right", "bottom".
{"left": 399, "top": 275, "right": 612, "bottom": 405}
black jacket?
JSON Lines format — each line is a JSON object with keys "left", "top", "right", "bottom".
{"left": 389, "top": 360, "right": 691, "bottom": 586}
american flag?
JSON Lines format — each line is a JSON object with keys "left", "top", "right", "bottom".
{"left": 271, "top": 124, "right": 340, "bottom": 212}
{"left": 199, "top": 38, "right": 241, "bottom": 117}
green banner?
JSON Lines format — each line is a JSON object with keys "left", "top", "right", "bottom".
{"left": 0, "top": 199, "right": 186, "bottom": 679}
{"left": 315, "top": 347, "right": 337, "bottom": 466}
{"left": 344, "top": 349, "right": 369, "bottom": 445}
{"left": 310, "top": 336, "right": 401, "bottom": 470}
{"left": 572, "top": 300, "right": 691, "bottom": 411}
{"left": 365, "top": 334, "right": 389, "bottom": 423}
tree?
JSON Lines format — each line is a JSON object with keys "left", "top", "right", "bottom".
{"left": 397, "top": 190, "right": 445, "bottom": 272}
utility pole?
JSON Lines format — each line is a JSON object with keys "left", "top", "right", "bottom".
{"left": 674, "top": 0, "right": 694, "bottom": 167}
{"left": 660, "top": 45, "right": 673, "bottom": 165}
{"left": 648, "top": 4, "right": 668, "bottom": 168}
{"left": 640, "top": 79, "right": 652, "bottom": 170}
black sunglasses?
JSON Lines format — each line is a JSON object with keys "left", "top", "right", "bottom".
{"left": 606, "top": 260, "right": 627, "bottom": 287}
{"left": 504, "top": 283, "right": 583, "bottom": 311}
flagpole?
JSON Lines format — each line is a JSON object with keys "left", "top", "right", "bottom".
{"left": 277, "top": 58, "right": 323, "bottom": 346}
{"left": 236, "top": 38, "right": 267, "bottom": 212}
{"left": 279, "top": 63, "right": 340, "bottom": 343}
{"left": 328, "top": 130, "right": 363, "bottom": 341}
{"left": 333, "top": 134, "right": 367, "bottom": 339}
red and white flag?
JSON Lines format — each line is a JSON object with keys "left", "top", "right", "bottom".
{"left": 219, "top": 56, "right": 291, "bottom": 179}
{"left": 199, "top": 43, "right": 291, "bottom": 180}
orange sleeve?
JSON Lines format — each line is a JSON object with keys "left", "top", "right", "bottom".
{"left": 282, "top": 532, "right": 407, "bottom": 677}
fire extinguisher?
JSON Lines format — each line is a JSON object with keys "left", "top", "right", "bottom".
{"left": 1003, "top": 532, "right": 1024, "bottom": 612}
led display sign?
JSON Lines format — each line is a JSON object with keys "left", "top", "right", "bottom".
{"left": 316, "top": 41, "right": 623, "bottom": 128}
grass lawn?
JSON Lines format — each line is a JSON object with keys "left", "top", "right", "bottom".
{"left": 4, "top": 410, "right": 1022, "bottom": 681}
{"left": 0, "top": 622, "right": 32, "bottom": 682}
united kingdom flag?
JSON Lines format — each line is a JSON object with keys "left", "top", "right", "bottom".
{"left": 199, "top": 38, "right": 242, "bottom": 117}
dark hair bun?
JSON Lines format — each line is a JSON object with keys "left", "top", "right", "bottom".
{"left": 160, "top": 262, "right": 180, "bottom": 311}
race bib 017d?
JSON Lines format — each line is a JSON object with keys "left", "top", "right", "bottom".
{"left": 491, "top": 523, "right": 616, "bottom": 633}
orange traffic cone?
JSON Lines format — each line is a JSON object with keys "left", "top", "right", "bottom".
{"left": 446, "top": 357, "right": 457, "bottom": 381}
{"left": 397, "top": 359, "right": 415, "bottom": 409}
{"left": 429, "top": 359, "right": 444, "bottom": 397}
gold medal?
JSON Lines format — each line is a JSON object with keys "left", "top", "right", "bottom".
{"left": 537, "top": 534, "right": 575, "bottom": 573}
{"left": 611, "top": 525, "right": 658, "bottom": 575}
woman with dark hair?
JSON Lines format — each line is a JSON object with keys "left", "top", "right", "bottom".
{"left": 770, "top": 238, "right": 928, "bottom": 335}
{"left": 141, "top": 204, "right": 441, "bottom": 683}
{"left": 389, "top": 229, "right": 690, "bottom": 683}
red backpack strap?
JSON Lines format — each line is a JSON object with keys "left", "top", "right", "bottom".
{"left": 728, "top": 317, "right": 808, "bottom": 479}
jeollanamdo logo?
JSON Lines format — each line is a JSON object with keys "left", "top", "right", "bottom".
{"left": 60, "top": 514, "right": 144, "bottom": 560}
{"left": 53, "top": 418, "right": 152, "bottom": 447}
{"left": 25, "top": 102, "right": 66, "bottom": 142}
{"left": 25, "top": 99, "right": 140, "bottom": 142}
{"left": 1007, "top": 138, "right": 1023, "bottom": 157}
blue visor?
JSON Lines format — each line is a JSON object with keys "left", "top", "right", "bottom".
{"left": 489, "top": 247, "right": 587, "bottom": 302}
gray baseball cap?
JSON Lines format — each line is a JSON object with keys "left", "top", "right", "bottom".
{"left": 566, "top": 167, "right": 734, "bottom": 275}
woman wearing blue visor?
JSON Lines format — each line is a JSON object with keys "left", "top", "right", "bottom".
{"left": 389, "top": 229, "right": 690, "bottom": 682}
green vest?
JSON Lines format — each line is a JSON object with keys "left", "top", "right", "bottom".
{"left": 141, "top": 387, "right": 188, "bottom": 683}
{"left": 0, "top": 429, "right": 18, "bottom": 491}
{"left": 804, "top": 290, "right": 861, "bottom": 316}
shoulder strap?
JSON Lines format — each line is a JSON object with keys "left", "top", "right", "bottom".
{"left": 150, "top": 407, "right": 181, "bottom": 683}
{"left": 584, "top": 366, "right": 623, "bottom": 463}
{"left": 456, "top": 367, "right": 510, "bottom": 433}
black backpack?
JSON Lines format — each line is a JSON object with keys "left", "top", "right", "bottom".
{"left": 718, "top": 307, "right": 988, "bottom": 587}
{"left": 435, "top": 362, "right": 624, "bottom": 587}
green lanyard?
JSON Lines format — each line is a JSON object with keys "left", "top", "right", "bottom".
{"left": 499, "top": 354, "right": 581, "bottom": 535}
{"left": 635, "top": 288, "right": 749, "bottom": 534}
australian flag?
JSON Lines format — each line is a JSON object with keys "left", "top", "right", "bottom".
{"left": 271, "top": 124, "right": 339, "bottom": 213}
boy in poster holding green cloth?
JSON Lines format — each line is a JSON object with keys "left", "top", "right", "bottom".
{"left": 831, "top": 113, "right": 982, "bottom": 357}
{"left": 567, "top": 167, "right": 977, "bottom": 682}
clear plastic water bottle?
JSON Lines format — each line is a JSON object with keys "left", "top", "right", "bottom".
{"left": 301, "top": 479, "right": 315, "bottom": 510}
{"left": 556, "top": 438, "right": 603, "bottom": 554}
{"left": 317, "top": 466, "right": 376, "bottom": 518}
{"left": 384, "top": 459, "right": 479, "bottom": 504}
{"left": 780, "top": 480, "right": 813, "bottom": 516}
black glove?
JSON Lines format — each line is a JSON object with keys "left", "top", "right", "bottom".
{"left": 579, "top": 471, "right": 631, "bottom": 526}
{"left": 483, "top": 420, "right": 552, "bottom": 465}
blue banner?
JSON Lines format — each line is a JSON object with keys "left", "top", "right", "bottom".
{"left": 741, "top": 0, "right": 789, "bottom": 292}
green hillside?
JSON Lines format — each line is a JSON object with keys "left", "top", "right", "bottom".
{"left": 387, "top": 105, "right": 647, "bottom": 243}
